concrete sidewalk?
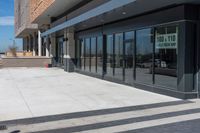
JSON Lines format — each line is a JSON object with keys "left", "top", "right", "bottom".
{"left": 3, "top": 100, "right": 200, "bottom": 133}
{"left": 0, "top": 67, "right": 178, "bottom": 122}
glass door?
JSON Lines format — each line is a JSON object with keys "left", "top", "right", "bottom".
{"left": 56, "top": 37, "right": 64, "bottom": 67}
{"left": 85, "top": 38, "right": 91, "bottom": 72}
{"left": 135, "top": 28, "right": 154, "bottom": 85}
{"left": 97, "top": 36, "right": 103, "bottom": 75}
{"left": 114, "top": 33, "right": 124, "bottom": 80}
{"left": 124, "top": 31, "right": 135, "bottom": 84}
{"left": 154, "top": 26, "right": 178, "bottom": 90}
{"left": 106, "top": 35, "right": 114, "bottom": 77}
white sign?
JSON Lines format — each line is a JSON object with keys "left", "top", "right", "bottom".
{"left": 156, "top": 33, "right": 177, "bottom": 49}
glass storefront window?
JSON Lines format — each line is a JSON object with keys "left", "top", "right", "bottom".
{"left": 114, "top": 33, "right": 124, "bottom": 80}
{"left": 76, "top": 40, "right": 81, "bottom": 69}
{"left": 106, "top": 35, "right": 114, "bottom": 77}
{"left": 56, "top": 37, "right": 64, "bottom": 66}
{"left": 85, "top": 38, "right": 91, "bottom": 72}
{"left": 125, "top": 31, "right": 134, "bottom": 40}
{"left": 78, "top": 37, "right": 101, "bottom": 75}
{"left": 97, "top": 36, "right": 103, "bottom": 75}
{"left": 91, "top": 37, "right": 97, "bottom": 73}
{"left": 76, "top": 24, "right": 179, "bottom": 91}
{"left": 124, "top": 31, "right": 134, "bottom": 84}
{"left": 155, "top": 26, "right": 178, "bottom": 89}
{"left": 136, "top": 29, "right": 153, "bottom": 85}
{"left": 81, "top": 39, "right": 85, "bottom": 70}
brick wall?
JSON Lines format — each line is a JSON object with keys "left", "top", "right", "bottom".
{"left": 30, "top": 0, "right": 55, "bottom": 22}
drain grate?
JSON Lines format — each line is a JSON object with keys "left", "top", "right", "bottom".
{"left": 0, "top": 125, "right": 7, "bottom": 130}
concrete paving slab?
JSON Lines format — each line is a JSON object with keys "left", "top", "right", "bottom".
{"left": 3, "top": 100, "right": 200, "bottom": 133}
{"left": 0, "top": 67, "right": 178, "bottom": 122}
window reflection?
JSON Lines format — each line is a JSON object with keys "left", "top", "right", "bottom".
{"left": 76, "top": 25, "right": 178, "bottom": 90}
{"left": 124, "top": 31, "right": 134, "bottom": 84}
{"left": 91, "top": 37, "right": 97, "bottom": 73}
{"left": 85, "top": 38, "right": 91, "bottom": 72}
{"left": 56, "top": 37, "right": 64, "bottom": 66}
{"left": 136, "top": 29, "right": 153, "bottom": 84}
{"left": 76, "top": 39, "right": 81, "bottom": 69}
{"left": 97, "top": 36, "right": 103, "bottom": 75}
{"left": 81, "top": 39, "right": 85, "bottom": 70}
{"left": 114, "top": 33, "right": 123, "bottom": 80}
{"left": 155, "top": 26, "right": 178, "bottom": 89}
{"left": 106, "top": 35, "right": 114, "bottom": 77}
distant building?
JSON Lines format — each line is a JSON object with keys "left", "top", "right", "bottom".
{"left": 14, "top": 0, "right": 200, "bottom": 99}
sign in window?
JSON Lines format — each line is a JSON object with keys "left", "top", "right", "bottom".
{"left": 156, "top": 33, "right": 177, "bottom": 49}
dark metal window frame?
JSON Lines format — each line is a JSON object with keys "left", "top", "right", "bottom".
{"left": 78, "top": 36, "right": 103, "bottom": 74}
{"left": 75, "top": 21, "right": 189, "bottom": 91}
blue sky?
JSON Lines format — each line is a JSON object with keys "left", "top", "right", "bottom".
{"left": 0, "top": 0, "right": 22, "bottom": 53}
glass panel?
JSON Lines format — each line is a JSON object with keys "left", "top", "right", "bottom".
{"left": 136, "top": 29, "right": 153, "bottom": 84}
{"left": 75, "top": 40, "right": 81, "bottom": 69}
{"left": 97, "top": 36, "right": 103, "bottom": 75}
{"left": 124, "top": 31, "right": 134, "bottom": 84}
{"left": 155, "top": 26, "right": 178, "bottom": 89}
{"left": 114, "top": 33, "right": 123, "bottom": 80}
{"left": 125, "top": 31, "right": 134, "bottom": 40}
{"left": 56, "top": 37, "right": 64, "bottom": 66}
{"left": 81, "top": 39, "right": 85, "bottom": 70}
{"left": 106, "top": 35, "right": 114, "bottom": 77}
{"left": 85, "top": 38, "right": 91, "bottom": 72}
{"left": 91, "top": 37, "right": 97, "bottom": 73}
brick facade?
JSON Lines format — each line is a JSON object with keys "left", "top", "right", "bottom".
{"left": 30, "top": 0, "right": 55, "bottom": 23}
{"left": 14, "top": 0, "right": 38, "bottom": 37}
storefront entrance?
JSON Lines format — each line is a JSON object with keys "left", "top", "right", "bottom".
{"left": 75, "top": 23, "right": 185, "bottom": 96}
{"left": 74, "top": 4, "right": 198, "bottom": 98}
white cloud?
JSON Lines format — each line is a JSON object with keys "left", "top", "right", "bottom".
{"left": 0, "top": 16, "right": 14, "bottom": 26}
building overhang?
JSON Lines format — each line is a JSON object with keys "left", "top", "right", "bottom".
{"left": 15, "top": 24, "right": 38, "bottom": 38}
{"left": 41, "top": 0, "right": 200, "bottom": 37}
{"left": 32, "top": 0, "right": 84, "bottom": 25}
{"left": 41, "top": 0, "right": 137, "bottom": 37}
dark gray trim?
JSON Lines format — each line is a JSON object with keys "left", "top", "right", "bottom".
{"left": 177, "top": 21, "right": 196, "bottom": 93}
{"left": 0, "top": 100, "right": 192, "bottom": 125}
{"left": 152, "top": 28, "right": 156, "bottom": 84}
{"left": 122, "top": 33, "right": 125, "bottom": 81}
{"left": 197, "top": 21, "right": 200, "bottom": 98}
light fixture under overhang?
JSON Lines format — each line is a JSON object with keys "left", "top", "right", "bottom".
{"left": 122, "top": 11, "right": 127, "bottom": 15}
